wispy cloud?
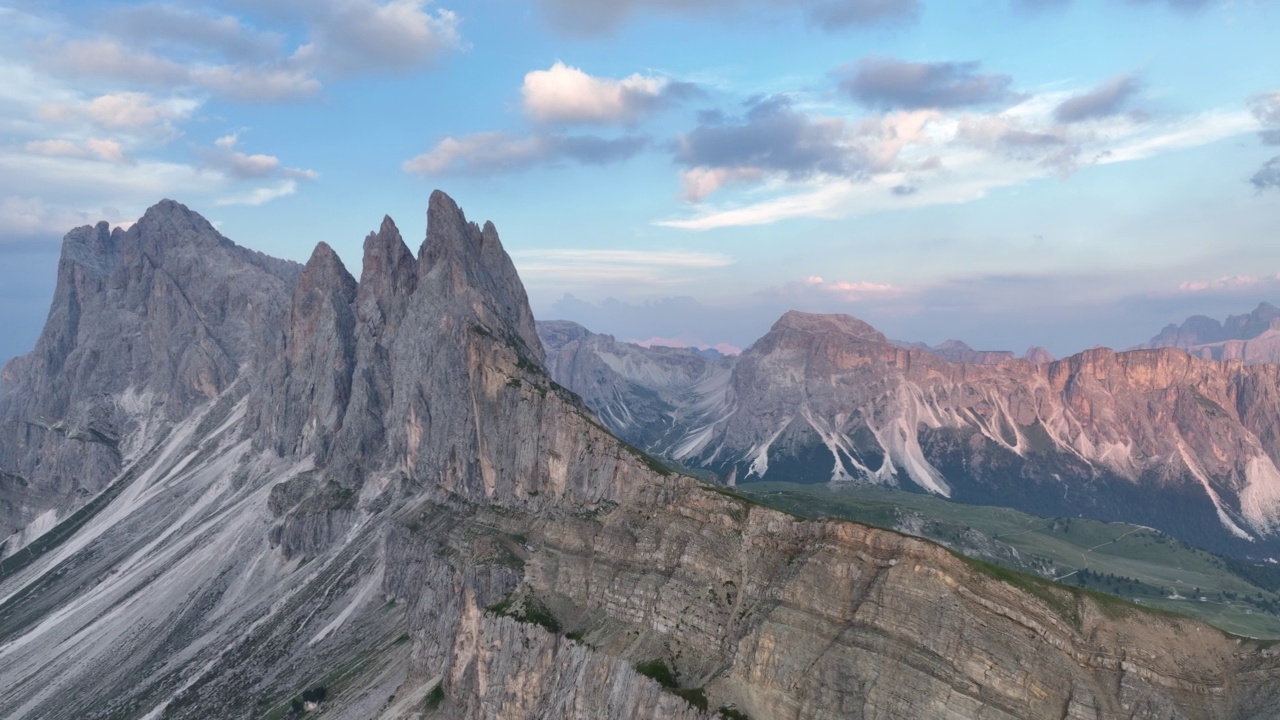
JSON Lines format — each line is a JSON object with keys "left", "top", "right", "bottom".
{"left": 672, "top": 95, "right": 938, "bottom": 202}
{"left": 533, "top": 0, "right": 920, "bottom": 36}
{"left": 800, "top": 275, "right": 904, "bottom": 301}
{"left": 840, "top": 57, "right": 1018, "bottom": 110}
{"left": 202, "top": 134, "right": 319, "bottom": 181}
{"left": 512, "top": 248, "right": 734, "bottom": 286}
{"left": 404, "top": 131, "right": 647, "bottom": 175}
{"left": 1053, "top": 74, "right": 1142, "bottom": 123}
{"left": 0, "top": 196, "right": 131, "bottom": 239}
{"left": 215, "top": 179, "right": 299, "bottom": 207}
{"left": 659, "top": 92, "right": 1257, "bottom": 230}
{"left": 24, "top": 138, "right": 129, "bottom": 164}
{"left": 37, "top": 91, "right": 198, "bottom": 131}
{"left": 290, "top": 0, "right": 463, "bottom": 76}
{"left": 1178, "top": 274, "right": 1280, "bottom": 293}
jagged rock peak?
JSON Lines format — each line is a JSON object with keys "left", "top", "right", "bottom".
{"left": 770, "top": 310, "right": 887, "bottom": 344}
{"left": 293, "top": 242, "right": 358, "bottom": 321}
{"left": 417, "top": 189, "right": 544, "bottom": 364}
{"left": 360, "top": 215, "right": 416, "bottom": 299}
{"left": 59, "top": 220, "right": 123, "bottom": 277}
{"left": 302, "top": 241, "right": 347, "bottom": 274}
{"left": 1024, "top": 345, "right": 1055, "bottom": 364}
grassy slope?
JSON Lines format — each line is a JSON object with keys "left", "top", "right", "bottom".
{"left": 738, "top": 481, "right": 1280, "bottom": 638}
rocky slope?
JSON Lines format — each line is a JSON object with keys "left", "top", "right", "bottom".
{"left": 1143, "top": 303, "right": 1280, "bottom": 364}
{"left": 538, "top": 320, "right": 729, "bottom": 451}
{"left": 546, "top": 311, "right": 1280, "bottom": 556}
{"left": 2, "top": 195, "right": 1280, "bottom": 718}
{"left": 0, "top": 202, "right": 299, "bottom": 557}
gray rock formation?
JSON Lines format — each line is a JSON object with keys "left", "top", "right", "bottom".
{"left": 1143, "top": 302, "right": 1280, "bottom": 363}
{"left": 0, "top": 200, "right": 298, "bottom": 556}
{"left": 3, "top": 194, "right": 1280, "bottom": 720}
{"left": 538, "top": 320, "right": 728, "bottom": 450}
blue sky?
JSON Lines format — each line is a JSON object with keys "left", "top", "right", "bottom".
{"left": 1, "top": 0, "right": 1278, "bottom": 365}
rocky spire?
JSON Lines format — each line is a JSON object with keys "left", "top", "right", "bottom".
{"left": 326, "top": 216, "right": 418, "bottom": 470}
{"left": 417, "top": 190, "right": 544, "bottom": 365}
{"left": 255, "top": 242, "right": 359, "bottom": 460}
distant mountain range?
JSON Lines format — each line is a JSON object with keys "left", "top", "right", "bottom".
{"left": 894, "top": 338, "right": 1056, "bottom": 365}
{"left": 541, "top": 310, "right": 1280, "bottom": 557}
{"left": 4, "top": 195, "right": 1280, "bottom": 718}
{"left": 1140, "top": 302, "right": 1280, "bottom": 364}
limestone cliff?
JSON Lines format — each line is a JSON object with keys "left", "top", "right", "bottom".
{"left": 2, "top": 195, "right": 1280, "bottom": 719}
{"left": 547, "top": 310, "right": 1280, "bottom": 555}
{"left": 0, "top": 201, "right": 298, "bottom": 557}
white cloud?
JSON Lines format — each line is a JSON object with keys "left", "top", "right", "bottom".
{"left": 0, "top": 196, "right": 130, "bottom": 238}
{"left": 201, "top": 134, "right": 319, "bottom": 182}
{"left": 291, "top": 0, "right": 463, "bottom": 75}
{"left": 680, "top": 167, "right": 766, "bottom": 202}
{"left": 215, "top": 179, "right": 299, "bottom": 207}
{"left": 522, "top": 61, "right": 689, "bottom": 124}
{"left": 38, "top": 91, "right": 198, "bottom": 130}
{"left": 1178, "top": 274, "right": 1280, "bottom": 293}
{"left": 32, "top": 2, "right": 465, "bottom": 99}
{"left": 660, "top": 97, "right": 1258, "bottom": 230}
{"left": 189, "top": 64, "right": 321, "bottom": 101}
{"left": 24, "top": 138, "right": 128, "bottom": 164}
{"left": 104, "top": 5, "right": 284, "bottom": 63}
{"left": 802, "top": 275, "right": 903, "bottom": 301}
{"left": 83, "top": 138, "right": 128, "bottom": 164}
{"left": 406, "top": 132, "right": 546, "bottom": 174}
{"left": 36, "top": 38, "right": 189, "bottom": 86}
{"left": 404, "top": 131, "right": 647, "bottom": 175}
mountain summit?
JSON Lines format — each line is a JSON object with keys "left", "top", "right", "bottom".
{"left": 3, "top": 195, "right": 1280, "bottom": 718}
{"left": 543, "top": 308, "right": 1280, "bottom": 556}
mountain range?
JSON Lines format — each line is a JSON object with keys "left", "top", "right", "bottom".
{"left": 2, "top": 194, "right": 1280, "bottom": 718}
{"left": 1141, "top": 302, "right": 1280, "bottom": 364}
{"left": 540, "top": 308, "right": 1280, "bottom": 558}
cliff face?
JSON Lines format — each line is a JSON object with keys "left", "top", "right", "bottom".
{"left": 537, "top": 320, "right": 728, "bottom": 449}
{"left": 545, "top": 310, "right": 1280, "bottom": 555}
{"left": 0, "top": 202, "right": 299, "bottom": 555}
{"left": 3, "top": 196, "right": 1280, "bottom": 719}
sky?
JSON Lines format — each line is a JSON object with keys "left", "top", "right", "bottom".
{"left": 1, "top": 0, "right": 1279, "bottom": 367}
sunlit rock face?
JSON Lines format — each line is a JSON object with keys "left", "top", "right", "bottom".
{"left": 546, "top": 306, "right": 1280, "bottom": 556}
{"left": 2, "top": 193, "right": 1280, "bottom": 719}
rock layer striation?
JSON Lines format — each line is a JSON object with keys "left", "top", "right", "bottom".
{"left": 1, "top": 196, "right": 1279, "bottom": 719}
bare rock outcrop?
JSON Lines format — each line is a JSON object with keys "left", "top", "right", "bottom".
{"left": 0, "top": 200, "right": 298, "bottom": 553}
{"left": 548, "top": 310, "right": 1280, "bottom": 555}
{"left": 4, "top": 194, "right": 1280, "bottom": 720}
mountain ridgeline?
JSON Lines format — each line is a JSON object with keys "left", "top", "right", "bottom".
{"left": 540, "top": 311, "right": 1280, "bottom": 557}
{"left": 1141, "top": 302, "right": 1280, "bottom": 364}
{"left": 2, "top": 195, "right": 1280, "bottom": 718}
